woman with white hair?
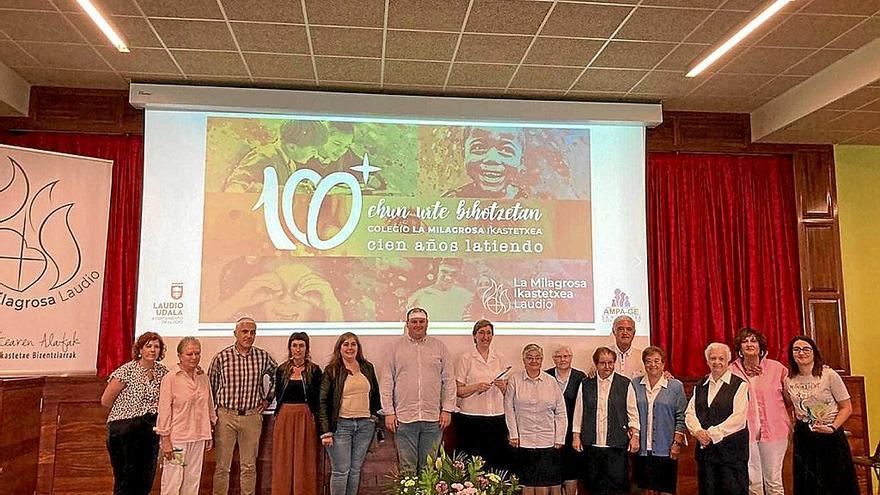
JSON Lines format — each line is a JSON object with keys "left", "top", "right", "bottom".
{"left": 545, "top": 345, "right": 585, "bottom": 495}
{"left": 505, "top": 343, "right": 567, "bottom": 495}
{"left": 156, "top": 337, "right": 217, "bottom": 495}
{"left": 685, "top": 342, "right": 749, "bottom": 495}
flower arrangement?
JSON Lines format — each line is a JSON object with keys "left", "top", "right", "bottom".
{"left": 389, "top": 448, "right": 519, "bottom": 495}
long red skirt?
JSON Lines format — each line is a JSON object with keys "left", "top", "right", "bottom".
{"left": 271, "top": 403, "right": 319, "bottom": 495}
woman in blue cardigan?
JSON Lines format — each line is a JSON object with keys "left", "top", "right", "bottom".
{"left": 631, "top": 346, "right": 688, "bottom": 494}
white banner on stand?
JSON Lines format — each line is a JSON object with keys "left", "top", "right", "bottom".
{"left": 0, "top": 144, "right": 112, "bottom": 375}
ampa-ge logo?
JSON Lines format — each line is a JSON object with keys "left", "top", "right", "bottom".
{"left": 601, "top": 288, "right": 641, "bottom": 322}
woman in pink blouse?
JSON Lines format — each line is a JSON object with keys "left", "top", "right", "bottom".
{"left": 156, "top": 337, "right": 217, "bottom": 495}
{"left": 728, "top": 327, "right": 790, "bottom": 495}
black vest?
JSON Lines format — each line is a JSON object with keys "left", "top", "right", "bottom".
{"left": 546, "top": 367, "right": 587, "bottom": 442}
{"left": 693, "top": 373, "right": 749, "bottom": 464}
{"left": 580, "top": 373, "right": 631, "bottom": 449}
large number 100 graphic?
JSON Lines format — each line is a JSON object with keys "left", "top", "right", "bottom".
{"left": 253, "top": 166, "right": 364, "bottom": 251}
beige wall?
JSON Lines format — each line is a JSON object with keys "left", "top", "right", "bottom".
{"left": 836, "top": 145, "right": 880, "bottom": 472}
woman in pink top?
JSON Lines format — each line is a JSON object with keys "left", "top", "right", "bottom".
{"left": 729, "top": 327, "right": 791, "bottom": 495}
{"left": 156, "top": 337, "right": 217, "bottom": 495}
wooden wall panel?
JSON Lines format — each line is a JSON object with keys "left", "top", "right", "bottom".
{"left": 847, "top": 376, "right": 873, "bottom": 495}
{"left": 0, "top": 87, "right": 143, "bottom": 135}
{"left": 52, "top": 403, "right": 114, "bottom": 494}
{"left": 805, "top": 226, "right": 840, "bottom": 292}
{"left": 0, "top": 378, "right": 44, "bottom": 495}
{"left": 807, "top": 300, "right": 847, "bottom": 373}
{"left": 798, "top": 150, "right": 835, "bottom": 218}
{"left": 38, "top": 376, "right": 111, "bottom": 495}
{"left": 646, "top": 112, "right": 828, "bottom": 154}
{"left": 793, "top": 150, "right": 849, "bottom": 372}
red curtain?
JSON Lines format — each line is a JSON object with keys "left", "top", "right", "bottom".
{"left": 0, "top": 132, "right": 144, "bottom": 376}
{"left": 647, "top": 152, "right": 803, "bottom": 378}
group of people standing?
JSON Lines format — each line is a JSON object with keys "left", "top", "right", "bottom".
{"left": 100, "top": 310, "right": 859, "bottom": 495}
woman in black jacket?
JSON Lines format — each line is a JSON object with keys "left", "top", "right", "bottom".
{"left": 319, "top": 332, "right": 382, "bottom": 495}
{"left": 272, "top": 332, "right": 322, "bottom": 495}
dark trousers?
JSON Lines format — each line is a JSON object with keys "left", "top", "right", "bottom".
{"left": 585, "top": 446, "right": 629, "bottom": 495}
{"left": 696, "top": 457, "right": 747, "bottom": 495}
{"left": 106, "top": 413, "right": 159, "bottom": 495}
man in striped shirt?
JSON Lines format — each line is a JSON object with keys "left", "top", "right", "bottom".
{"left": 209, "top": 316, "right": 278, "bottom": 495}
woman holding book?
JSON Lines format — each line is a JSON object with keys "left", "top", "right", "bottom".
{"left": 156, "top": 337, "right": 216, "bottom": 495}
{"left": 785, "top": 336, "right": 858, "bottom": 495}
{"left": 455, "top": 319, "right": 513, "bottom": 471}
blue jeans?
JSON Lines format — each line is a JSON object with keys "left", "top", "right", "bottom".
{"left": 326, "top": 418, "right": 376, "bottom": 495}
{"left": 395, "top": 421, "right": 441, "bottom": 474}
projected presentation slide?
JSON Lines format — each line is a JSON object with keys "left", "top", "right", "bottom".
{"left": 137, "top": 110, "right": 648, "bottom": 336}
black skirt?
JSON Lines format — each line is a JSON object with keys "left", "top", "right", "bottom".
{"left": 793, "top": 421, "right": 858, "bottom": 495}
{"left": 559, "top": 443, "right": 584, "bottom": 481}
{"left": 453, "top": 413, "right": 512, "bottom": 472}
{"left": 585, "top": 446, "right": 629, "bottom": 495}
{"left": 633, "top": 452, "right": 678, "bottom": 493}
{"left": 515, "top": 447, "right": 562, "bottom": 487}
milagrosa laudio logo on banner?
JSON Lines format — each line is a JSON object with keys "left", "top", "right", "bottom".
{"left": 0, "top": 145, "right": 112, "bottom": 375}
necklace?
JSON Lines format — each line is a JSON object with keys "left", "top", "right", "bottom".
{"left": 743, "top": 360, "right": 762, "bottom": 377}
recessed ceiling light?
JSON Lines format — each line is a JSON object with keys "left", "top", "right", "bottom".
{"left": 686, "top": 0, "right": 793, "bottom": 78}
{"left": 76, "top": 0, "right": 129, "bottom": 53}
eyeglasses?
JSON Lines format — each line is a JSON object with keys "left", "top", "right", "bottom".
{"left": 792, "top": 347, "right": 813, "bottom": 354}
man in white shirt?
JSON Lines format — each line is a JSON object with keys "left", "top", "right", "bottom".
{"left": 588, "top": 316, "right": 645, "bottom": 379}
{"left": 610, "top": 315, "right": 644, "bottom": 378}
{"left": 380, "top": 307, "right": 456, "bottom": 474}
{"left": 572, "top": 347, "right": 640, "bottom": 495}
{"left": 685, "top": 342, "right": 749, "bottom": 495}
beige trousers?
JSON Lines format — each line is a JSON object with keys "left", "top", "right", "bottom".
{"left": 212, "top": 409, "right": 263, "bottom": 495}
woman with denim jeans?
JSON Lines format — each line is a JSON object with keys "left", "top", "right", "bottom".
{"left": 319, "top": 332, "right": 382, "bottom": 495}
